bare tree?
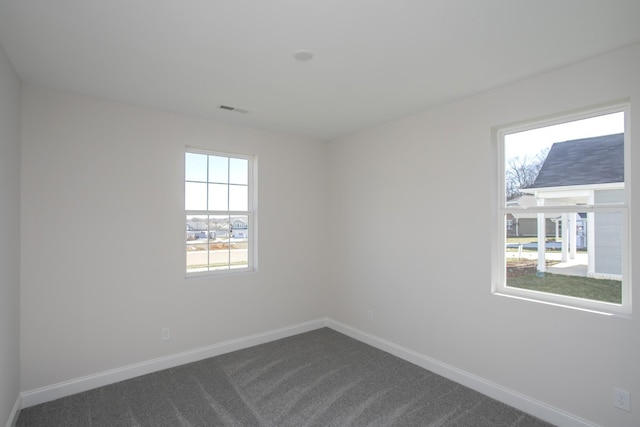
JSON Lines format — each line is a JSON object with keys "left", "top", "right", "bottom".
{"left": 505, "top": 147, "right": 549, "bottom": 200}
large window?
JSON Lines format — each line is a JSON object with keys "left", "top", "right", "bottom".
{"left": 185, "top": 149, "right": 254, "bottom": 275}
{"left": 493, "top": 104, "right": 630, "bottom": 315}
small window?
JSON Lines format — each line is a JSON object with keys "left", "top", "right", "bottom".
{"left": 493, "top": 104, "right": 630, "bottom": 315}
{"left": 185, "top": 149, "right": 254, "bottom": 275}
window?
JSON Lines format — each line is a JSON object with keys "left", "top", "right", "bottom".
{"left": 493, "top": 103, "right": 630, "bottom": 315}
{"left": 185, "top": 149, "right": 254, "bottom": 275}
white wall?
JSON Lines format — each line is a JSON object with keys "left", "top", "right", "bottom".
{"left": 0, "top": 42, "right": 21, "bottom": 425}
{"left": 327, "top": 44, "right": 640, "bottom": 427}
{"left": 19, "top": 86, "right": 328, "bottom": 391}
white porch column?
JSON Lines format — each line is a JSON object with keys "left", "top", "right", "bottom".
{"left": 588, "top": 191, "right": 595, "bottom": 276}
{"left": 537, "top": 199, "right": 546, "bottom": 273}
{"left": 561, "top": 213, "right": 569, "bottom": 262}
{"left": 570, "top": 212, "right": 578, "bottom": 260}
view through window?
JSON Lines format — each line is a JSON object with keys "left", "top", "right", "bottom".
{"left": 496, "top": 106, "right": 630, "bottom": 313}
{"left": 185, "top": 150, "right": 253, "bottom": 274}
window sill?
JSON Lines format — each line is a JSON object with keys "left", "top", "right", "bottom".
{"left": 186, "top": 267, "right": 256, "bottom": 280}
{"left": 493, "top": 289, "right": 631, "bottom": 319}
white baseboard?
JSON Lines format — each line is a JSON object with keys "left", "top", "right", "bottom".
{"left": 5, "top": 395, "right": 21, "bottom": 427}
{"left": 20, "top": 318, "right": 328, "bottom": 408}
{"left": 17, "top": 317, "right": 599, "bottom": 427}
{"left": 326, "top": 319, "right": 598, "bottom": 427}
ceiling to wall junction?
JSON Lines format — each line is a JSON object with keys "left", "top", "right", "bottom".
{"left": 0, "top": 0, "right": 639, "bottom": 140}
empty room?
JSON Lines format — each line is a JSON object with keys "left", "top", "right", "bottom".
{"left": 1, "top": 1, "right": 639, "bottom": 426}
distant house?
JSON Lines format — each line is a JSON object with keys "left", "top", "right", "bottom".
{"left": 187, "top": 219, "right": 235, "bottom": 240}
{"left": 231, "top": 219, "right": 248, "bottom": 238}
{"left": 186, "top": 221, "right": 208, "bottom": 240}
{"left": 521, "top": 133, "right": 623, "bottom": 279}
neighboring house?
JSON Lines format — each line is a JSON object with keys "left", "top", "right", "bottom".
{"left": 187, "top": 220, "right": 234, "bottom": 240}
{"left": 521, "top": 133, "right": 623, "bottom": 278}
{"left": 506, "top": 195, "right": 557, "bottom": 238}
{"left": 186, "top": 221, "right": 208, "bottom": 240}
{"left": 506, "top": 195, "right": 587, "bottom": 247}
{"left": 231, "top": 218, "right": 248, "bottom": 239}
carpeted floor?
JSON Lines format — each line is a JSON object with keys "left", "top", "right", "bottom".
{"left": 16, "top": 328, "right": 554, "bottom": 426}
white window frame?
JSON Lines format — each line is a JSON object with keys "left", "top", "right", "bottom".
{"left": 185, "top": 148, "right": 256, "bottom": 277}
{"left": 491, "top": 102, "right": 631, "bottom": 316}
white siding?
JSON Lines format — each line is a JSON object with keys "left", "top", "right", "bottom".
{"left": 594, "top": 189, "right": 625, "bottom": 275}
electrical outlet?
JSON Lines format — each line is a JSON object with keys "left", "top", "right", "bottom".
{"left": 161, "top": 327, "right": 170, "bottom": 341}
{"left": 613, "top": 388, "right": 630, "bottom": 411}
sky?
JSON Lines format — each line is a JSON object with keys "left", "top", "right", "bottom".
{"left": 185, "top": 153, "right": 249, "bottom": 212}
{"left": 505, "top": 111, "right": 624, "bottom": 161}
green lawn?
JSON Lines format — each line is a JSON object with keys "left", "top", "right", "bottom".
{"left": 507, "top": 273, "right": 621, "bottom": 304}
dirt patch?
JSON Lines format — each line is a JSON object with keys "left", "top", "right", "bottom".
{"left": 507, "top": 259, "right": 558, "bottom": 278}
{"left": 209, "top": 243, "right": 237, "bottom": 250}
{"left": 187, "top": 243, "right": 239, "bottom": 251}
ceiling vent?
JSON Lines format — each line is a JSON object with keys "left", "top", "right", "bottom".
{"left": 219, "top": 105, "right": 249, "bottom": 114}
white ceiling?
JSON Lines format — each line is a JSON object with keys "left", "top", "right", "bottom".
{"left": 1, "top": 1, "right": 639, "bottom": 141}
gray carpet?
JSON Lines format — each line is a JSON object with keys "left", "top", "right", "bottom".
{"left": 16, "top": 328, "right": 554, "bottom": 426}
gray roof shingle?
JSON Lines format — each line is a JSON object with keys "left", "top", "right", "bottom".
{"left": 527, "top": 133, "right": 623, "bottom": 189}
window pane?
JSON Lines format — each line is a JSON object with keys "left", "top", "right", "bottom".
{"left": 209, "top": 215, "right": 231, "bottom": 270}
{"left": 505, "top": 213, "right": 621, "bottom": 304}
{"left": 186, "top": 242, "right": 209, "bottom": 273}
{"left": 230, "top": 215, "right": 249, "bottom": 269}
{"left": 210, "top": 215, "right": 230, "bottom": 240}
{"left": 209, "top": 156, "right": 228, "bottom": 183}
{"left": 185, "top": 182, "right": 207, "bottom": 210}
{"left": 186, "top": 215, "right": 209, "bottom": 240}
{"left": 209, "top": 215, "right": 230, "bottom": 270}
{"left": 229, "top": 184, "right": 248, "bottom": 211}
{"left": 185, "top": 153, "right": 208, "bottom": 182}
{"left": 229, "top": 158, "right": 248, "bottom": 185}
{"left": 208, "top": 243, "right": 230, "bottom": 270}
{"left": 593, "top": 211, "right": 623, "bottom": 278}
{"left": 186, "top": 214, "right": 210, "bottom": 273}
{"left": 504, "top": 112, "right": 624, "bottom": 206}
{"left": 208, "top": 183, "right": 228, "bottom": 210}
